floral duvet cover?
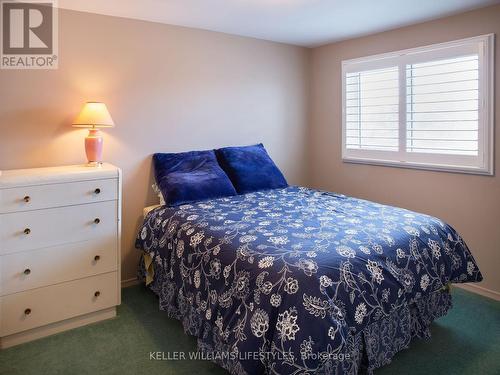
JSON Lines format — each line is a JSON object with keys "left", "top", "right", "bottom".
{"left": 136, "top": 186, "right": 482, "bottom": 374}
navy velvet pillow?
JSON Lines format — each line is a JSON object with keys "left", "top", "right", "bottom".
{"left": 153, "top": 150, "right": 237, "bottom": 206}
{"left": 215, "top": 144, "right": 288, "bottom": 194}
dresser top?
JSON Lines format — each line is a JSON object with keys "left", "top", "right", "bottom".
{"left": 0, "top": 164, "right": 120, "bottom": 188}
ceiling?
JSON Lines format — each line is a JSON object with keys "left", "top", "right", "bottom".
{"left": 58, "top": 0, "right": 500, "bottom": 47}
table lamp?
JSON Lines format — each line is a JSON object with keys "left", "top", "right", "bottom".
{"left": 72, "top": 102, "right": 114, "bottom": 166}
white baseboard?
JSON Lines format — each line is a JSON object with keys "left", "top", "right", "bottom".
{"left": 453, "top": 283, "right": 500, "bottom": 301}
{"left": 121, "top": 277, "right": 141, "bottom": 288}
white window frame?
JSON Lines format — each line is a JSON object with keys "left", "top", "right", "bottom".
{"left": 341, "top": 34, "right": 494, "bottom": 175}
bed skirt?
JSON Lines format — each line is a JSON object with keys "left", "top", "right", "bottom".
{"left": 138, "top": 255, "right": 452, "bottom": 375}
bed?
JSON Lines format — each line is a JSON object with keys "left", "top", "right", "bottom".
{"left": 135, "top": 185, "right": 482, "bottom": 375}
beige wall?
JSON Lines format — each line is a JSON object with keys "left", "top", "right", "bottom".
{"left": 0, "top": 9, "right": 310, "bottom": 282}
{"left": 309, "top": 5, "right": 500, "bottom": 295}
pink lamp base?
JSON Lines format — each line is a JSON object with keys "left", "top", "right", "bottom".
{"left": 85, "top": 129, "right": 103, "bottom": 166}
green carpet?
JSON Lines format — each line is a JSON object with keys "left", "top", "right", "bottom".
{"left": 0, "top": 285, "right": 498, "bottom": 375}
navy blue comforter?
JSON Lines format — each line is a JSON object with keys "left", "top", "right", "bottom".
{"left": 136, "top": 186, "right": 482, "bottom": 374}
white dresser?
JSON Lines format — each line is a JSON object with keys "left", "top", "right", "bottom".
{"left": 0, "top": 164, "right": 121, "bottom": 348}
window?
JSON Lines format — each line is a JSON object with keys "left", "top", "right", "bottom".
{"left": 342, "top": 34, "right": 494, "bottom": 175}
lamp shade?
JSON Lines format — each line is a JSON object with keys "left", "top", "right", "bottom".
{"left": 72, "top": 102, "right": 115, "bottom": 128}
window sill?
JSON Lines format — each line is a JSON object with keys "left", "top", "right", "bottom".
{"left": 342, "top": 156, "right": 493, "bottom": 176}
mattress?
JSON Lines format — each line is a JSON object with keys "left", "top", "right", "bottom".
{"left": 143, "top": 204, "right": 161, "bottom": 217}
{"left": 136, "top": 186, "right": 482, "bottom": 374}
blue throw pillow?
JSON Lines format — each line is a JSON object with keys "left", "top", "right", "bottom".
{"left": 215, "top": 144, "right": 288, "bottom": 194}
{"left": 153, "top": 150, "right": 237, "bottom": 206}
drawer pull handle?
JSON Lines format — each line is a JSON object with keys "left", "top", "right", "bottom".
{"left": 24, "top": 228, "right": 31, "bottom": 235}
{"left": 23, "top": 196, "right": 31, "bottom": 203}
{"left": 94, "top": 291, "right": 101, "bottom": 297}
{"left": 94, "top": 218, "right": 100, "bottom": 224}
{"left": 24, "top": 308, "right": 31, "bottom": 315}
{"left": 94, "top": 255, "right": 100, "bottom": 261}
{"left": 24, "top": 268, "right": 31, "bottom": 275}
{"left": 94, "top": 188, "right": 101, "bottom": 195}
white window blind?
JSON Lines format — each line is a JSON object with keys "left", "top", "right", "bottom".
{"left": 406, "top": 55, "right": 479, "bottom": 156}
{"left": 342, "top": 34, "right": 494, "bottom": 175}
{"left": 346, "top": 67, "right": 399, "bottom": 151}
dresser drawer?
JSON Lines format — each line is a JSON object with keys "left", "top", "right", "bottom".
{"left": 0, "top": 201, "right": 118, "bottom": 255}
{"left": 0, "top": 238, "right": 118, "bottom": 296}
{"left": 0, "top": 272, "right": 118, "bottom": 336}
{"left": 0, "top": 178, "right": 117, "bottom": 214}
